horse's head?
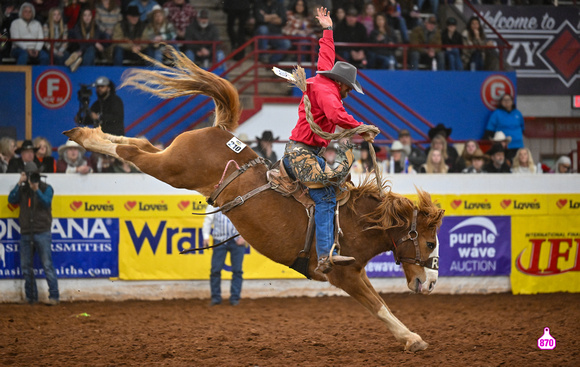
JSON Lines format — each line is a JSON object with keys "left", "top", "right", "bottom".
{"left": 391, "top": 190, "right": 444, "bottom": 294}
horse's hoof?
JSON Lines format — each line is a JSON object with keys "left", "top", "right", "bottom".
{"left": 405, "top": 339, "right": 429, "bottom": 352}
{"left": 63, "top": 127, "right": 79, "bottom": 138}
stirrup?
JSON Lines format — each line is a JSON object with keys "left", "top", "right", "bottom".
{"left": 316, "top": 256, "right": 333, "bottom": 274}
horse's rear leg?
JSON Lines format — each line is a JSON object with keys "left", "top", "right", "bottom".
{"left": 328, "top": 268, "right": 428, "bottom": 352}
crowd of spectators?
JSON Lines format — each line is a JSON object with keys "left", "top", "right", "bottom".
{"left": 0, "top": 0, "right": 542, "bottom": 70}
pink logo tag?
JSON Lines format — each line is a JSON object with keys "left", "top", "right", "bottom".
{"left": 537, "top": 327, "right": 556, "bottom": 350}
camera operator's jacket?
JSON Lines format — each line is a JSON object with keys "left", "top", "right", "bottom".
{"left": 8, "top": 182, "right": 53, "bottom": 235}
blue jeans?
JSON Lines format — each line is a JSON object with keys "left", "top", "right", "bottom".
{"left": 19, "top": 231, "right": 59, "bottom": 303}
{"left": 417, "top": 0, "right": 439, "bottom": 15}
{"left": 307, "top": 156, "right": 337, "bottom": 259}
{"left": 210, "top": 239, "right": 245, "bottom": 304}
{"left": 445, "top": 49, "right": 463, "bottom": 70}
{"left": 81, "top": 46, "right": 97, "bottom": 65}
{"left": 11, "top": 47, "right": 49, "bottom": 65}
{"left": 410, "top": 50, "right": 445, "bottom": 70}
{"left": 469, "top": 50, "right": 484, "bottom": 71}
{"left": 255, "top": 25, "right": 291, "bottom": 63}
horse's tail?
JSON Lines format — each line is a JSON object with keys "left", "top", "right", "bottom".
{"left": 121, "top": 46, "right": 240, "bottom": 131}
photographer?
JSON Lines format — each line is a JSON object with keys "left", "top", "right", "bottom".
{"left": 89, "top": 76, "right": 125, "bottom": 136}
{"left": 8, "top": 162, "right": 60, "bottom": 305}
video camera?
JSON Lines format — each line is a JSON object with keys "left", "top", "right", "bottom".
{"left": 74, "top": 83, "right": 95, "bottom": 127}
{"left": 21, "top": 162, "right": 45, "bottom": 186}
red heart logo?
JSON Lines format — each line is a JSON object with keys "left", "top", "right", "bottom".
{"left": 450, "top": 200, "right": 462, "bottom": 209}
{"left": 124, "top": 201, "right": 137, "bottom": 210}
{"left": 178, "top": 201, "right": 190, "bottom": 211}
{"left": 7, "top": 203, "right": 19, "bottom": 211}
{"left": 500, "top": 200, "right": 512, "bottom": 209}
{"left": 70, "top": 201, "right": 82, "bottom": 211}
{"left": 556, "top": 199, "right": 567, "bottom": 209}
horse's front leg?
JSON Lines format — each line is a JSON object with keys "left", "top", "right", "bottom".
{"left": 328, "top": 268, "right": 428, "bottom": 352}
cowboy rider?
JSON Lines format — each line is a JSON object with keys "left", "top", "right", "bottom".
{"left": 283, "top": 7, "right": 376, "bottom": 274}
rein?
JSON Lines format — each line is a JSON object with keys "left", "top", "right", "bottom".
{"left": 392, "top": 209, "right": 439, "bottom": 270}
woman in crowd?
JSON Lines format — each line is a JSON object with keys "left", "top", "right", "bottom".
{"left": 95, "top": 0, "right": 122, "bottom": 38}
{"left": 0, "top": 137, "right": 17, "bottom": 173}
{"left": 368, "top": 12, "right": 397, "bottom": 70}
{"left": 511, "top": 147, "right": 537, "bottom": 174}
{"left": 43, "top": 7, "right": 69, "bottom": 65}
{"left": 454, "top": 139, "right": 479, "bottom": 172}
{"left": 462, "top": 148, "right": 487, "bottom": 173}
{"left": 142, "top": 8, "right": 176, "bottom": 63}
{"left": 441, "top": 17, "right": 463, "bottom": 71}
{"left": 425, "top": 134, "right": 456, "bottom": 172}
{"left": 332, "top": 7, "right": 345, "bottom": 26}
{"left": 64, "top": 0, "right": 93, "bottom": 30}
{"left": 358, "top": 2, "right": 375, "bottom": 36}
{"left": 419, "top": 149, "right": 448, "bottom": 174}
{"left": 56, "top": 140, "right": 93, "bottom": 174}
{"left": 462, "top": 16, "right": 496, "bottom": 71}
{"left": 552, "top": 156, "right": 572, "bottom": 174}
{"left": 383, "top": 0, "right": 409, "bottom": 44}
{"left": 352, "top": 141, "right": 378, "bottom": 173}
{"left": 33, "top": 137, "right": 56, "bottom": 173}
{"left": 282, "top": 0, "right": 315, "bottom": 61}
{"left": 66, "top": 7, "right": 107, "bottom": 71}
{"left": 484, "top": 94, "right": 524, "bottom": 163}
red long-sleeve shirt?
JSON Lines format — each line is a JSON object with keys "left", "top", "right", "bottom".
{"left": 289, "top": 30, "right": 363, "bottom": 148}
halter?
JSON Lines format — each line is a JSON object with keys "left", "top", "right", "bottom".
{"left": 392, "top": 209, "right": 439, "bottom": 270}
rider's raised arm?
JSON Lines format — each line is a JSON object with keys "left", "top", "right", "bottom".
{"left": 315, "top": 7, "right": 335, "bottom": 72}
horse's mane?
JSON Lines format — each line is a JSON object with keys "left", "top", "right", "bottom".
{"left": 348, "top": 175, "right": 444, "bottom": 231}
{"left": 120, "top": 46, "right": 240, "bottom": 132}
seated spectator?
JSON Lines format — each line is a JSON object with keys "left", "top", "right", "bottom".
{"left": 398, "top": 129, "right": 426, "bottom": 172}
{"left": 89, "top": 152, "right": 115, "bottom": 172}
{"left": 1, "top": 2, "right": 19, "bottom": 61}
{"left": 462, "top": 16, "right": 498, "bottom": 71}
{"left": 418, "top": 149, "right": 447, "bottom": 173}
{"left": 352, "top": 141, "right": 378, "bottom": 174}
{"left": 0, "top": 137, "right": 17, "bottom": 173}
{"left": 112, "top": 5, "right": 146, "bottom": 66}
{"left": 43, "top": 7, "right": 69, "bottom": 65}
{"left": 7, "top": 140, "right": 38, "bottom": 173}
{"left": 95, "top": 0, "right": 122, "bottom": 38}
{"left": 183, "top": 9, "right": 223, "bottom": 68}
{"left": 33, "top": 137, "right": 56, "bottom": 173}
{"left": 409, "top": 15, "right": 444, "bottom": 70}
{"left": 426, "top": 124, "right": 458, "bottom": 171}
{"left": 384, "top": 0, "right": 409, "bottom": 43}
{"left": 358, "top": 2, "right": 375, "bottom": 36}
{"left": 367, "top": 13, "right": 397, "bottom": 70}
{"left": 441, "top": 17, "right": 463, "bottom": 71}
{"left": 10, "top": 3, "right": 49, "bottom": 65}
{"left": 331, "top": 7, "right": 345, "bottom": 26}
{"left": 252, "top": 130, "right": 278, "bottom": 164}
{"left": 63, "top": 0, "right": 93, "bottom": 30}
{"left": 127, "top": 0, "right": 159, "bottom": 23}
{"left": 454, "top": 139, "right": 479, "bottom": 173}
{"left": 282, "top": 0, "right": 315, "bottom": 61}
{"left": 143, "top": 7, "right": 175, "bottom": 63}
{"left": 163, "top": 0, "right": 196, "bottom": 41}
{"left": 254, "top": 0, "right": 291, "bottom": 64}
{"left": 462, "top": 148, "right": 487, "bottom": 173}
{"left": 66, "top": 7, "right": 107, "bottom": 71}
{"left": 56, "top": 140, "right": 93, "bottom": 174}
{"left": 387, "top": 140, "right": 413, "bottom": 173}
{"left": 511, "top": 147, "right": 537, "bottom": 174}
{"left": 334, "top": 8, "right": 368, "bottom": 68}
{"left": 552, "top": 156, "right": 572, "bottom": 174}
{"left": 484, "top": 143, "right": 511, "bottom": 173}
{"left": 31, "top": 0, "right": 60, "bottom": 24}
{"left": 323, "top": 143, "right": 340, "bottom": 170}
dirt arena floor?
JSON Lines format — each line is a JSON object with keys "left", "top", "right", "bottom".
{"left": 1, "top": 292, "right": 578, "bottom": 366}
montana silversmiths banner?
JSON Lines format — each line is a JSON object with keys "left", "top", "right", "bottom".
{"left": 466, "top": 5, "right": 580, "bottom": 95}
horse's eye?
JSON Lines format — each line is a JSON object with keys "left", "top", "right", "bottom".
{"left": 427, "top": 242, "right": 436, "bottom": 250}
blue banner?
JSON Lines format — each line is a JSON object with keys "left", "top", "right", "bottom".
{"left": 0, "top": 218, "right": 119, "bottom": 279}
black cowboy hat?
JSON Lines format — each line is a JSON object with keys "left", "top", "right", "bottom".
{"left": 428, "top": 123, "right": 452, "bottom": 140}
{"left": 256, "top": 130, "right": 279, "bottom": 142}
{"left": 15, "top": 140, "right": 39, "bottom": 154}
{"left": 486, "top": 143, "right": 505, "bottom": 156}
{"left": 126, "top": 5, "right": 140, "bottom": 17}
{"left": 317, "top": 61, "right": 364, "bottom": 94}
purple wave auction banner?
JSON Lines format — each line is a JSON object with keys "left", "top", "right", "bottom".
{"left": 365, "top": 251, "right": 404, "bottom": 278}
{"left": 438, "top": 216, "right": 511, "bottom": 276}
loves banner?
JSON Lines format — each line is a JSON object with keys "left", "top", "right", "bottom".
{"left": 465, "top": 5, "right": 580, "bottom": 95}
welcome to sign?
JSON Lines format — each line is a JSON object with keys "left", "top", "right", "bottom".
{"left": 466, "top": 5, "right": 580, "bottom": 95}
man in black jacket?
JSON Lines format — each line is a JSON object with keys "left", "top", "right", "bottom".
{"left": 90, "top": 76, "right": 125, "bottom": 136}
{"left": 8, "top": 162, "right": 59, "bottom": 305}
{"left": 183, "top": 9, "right": 224, "bottom": 68}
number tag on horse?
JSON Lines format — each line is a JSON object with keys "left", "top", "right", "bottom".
{"left": 226, "top": 137, "right": 246, "bottom": 154}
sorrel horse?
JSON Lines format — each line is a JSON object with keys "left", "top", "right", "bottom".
{"left": 64, "top": 50, "right": 444, "bottom": 352}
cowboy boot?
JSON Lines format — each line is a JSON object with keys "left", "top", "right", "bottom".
{"left": 315, "top": 254, "right": 356, "bottom": 274}
{"left": 315, "top": 256, "right": 333, "bottom": 274}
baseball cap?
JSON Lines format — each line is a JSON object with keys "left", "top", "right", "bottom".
{"left": 198, "top": 9, "right": 209, "bottom": 19}
{"left": 94, "top": 76, "right": 110, "bottom": 87}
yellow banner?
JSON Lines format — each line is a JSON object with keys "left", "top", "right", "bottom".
{"left": 118, "top": 217, "right": 300, "bottom": 280}
{"left": 511, "top": 215, "right": 580, "bottom": 294}
{"left": 441, "top": 194, "right": 548, "bottom": 216}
